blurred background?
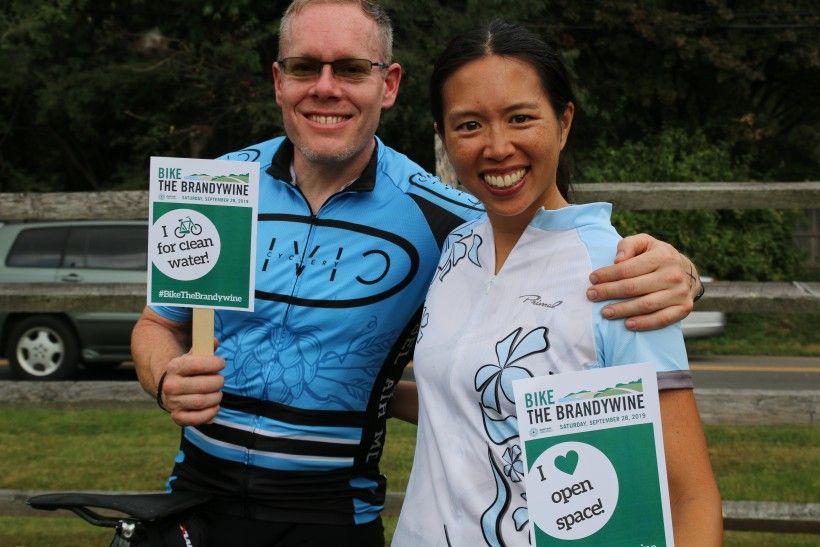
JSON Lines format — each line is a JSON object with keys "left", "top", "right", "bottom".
{"left": 1, "top": 0, "right": 818, "bottom": 281}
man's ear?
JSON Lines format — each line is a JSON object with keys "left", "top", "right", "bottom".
{"left": 380, "top": 63, "right": 403, "bottom": 109}
{"left": 272, "top": 62, "right": 284, "bottom": 107}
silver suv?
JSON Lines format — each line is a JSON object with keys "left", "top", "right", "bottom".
{"left": 0, "top": 221, "right": 147, "bottom": 380}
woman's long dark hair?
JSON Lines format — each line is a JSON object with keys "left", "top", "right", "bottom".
{"left": 430, "top": 19, "right": 577, "bottom": 200}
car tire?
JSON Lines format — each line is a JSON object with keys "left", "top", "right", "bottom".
{"left": 6, "top": 315, "right": 80, "bottom": 380}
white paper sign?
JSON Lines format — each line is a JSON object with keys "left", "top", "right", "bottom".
{"left": 148, "top": 156, "right": 259, "bottom": 311}
{"left": 512, "top": 363, "right": 674, "bottom": 546}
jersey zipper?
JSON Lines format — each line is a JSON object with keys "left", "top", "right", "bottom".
{"left": 274, "top": 182, "right": 353, "bottom": 323}
{"left": 253, "top": 184, "right": 354, "bottom": 458}
{"left": 245, "top": 184, "right": 318, "bottom": 501}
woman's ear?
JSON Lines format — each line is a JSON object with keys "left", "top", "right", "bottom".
{"left": 434, "top": 122, "right": 448, "bottom": 152}
{"left": 559, "top": 102, "right": 575, "bottom": 150}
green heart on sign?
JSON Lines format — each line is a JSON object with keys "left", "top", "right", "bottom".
{"left": 554, "top": 450, "right": 579, "bottom": 475}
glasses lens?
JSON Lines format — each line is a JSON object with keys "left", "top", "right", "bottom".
{"left": 332, "top": 59, "right": 372, "bottom": 80}
{"left": 282, "top": 58, "right": 321, "bottom": 77}
{"left": 280, "top": 58, "right": 378, "bottom": 81}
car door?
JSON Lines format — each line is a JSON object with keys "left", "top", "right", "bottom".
{"left": 56, "top": 224, "right": 148, "bottom": 360}
{"left": 58, "top": 225, "right": 148, "bottom": 284}
{"left": 2, "top": 226, "right": 69, "bottom": 282}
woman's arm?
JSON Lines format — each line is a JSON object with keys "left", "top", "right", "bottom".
{"left": 660, "top": 388, "right": 723, "bottom": 546}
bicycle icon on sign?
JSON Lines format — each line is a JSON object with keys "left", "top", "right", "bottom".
{"left": 174, "top": 216, "right": 202, "bottom": 238}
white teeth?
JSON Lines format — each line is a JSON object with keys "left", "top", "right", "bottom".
{"left": 309, "top": 115, "right": 345, "bottom": 125}
{"left": 484, "top": 169, "right": 526, "bottom": 188}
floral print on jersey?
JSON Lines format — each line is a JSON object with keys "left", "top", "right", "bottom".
{"left": 218, "top": 316, "right": 397, "bottom": 410}
{"left": 475, "top": 326, "right": 549, "bottom": 546}
{"left": 436, "top": 226, "right": 482, "bottom": 282}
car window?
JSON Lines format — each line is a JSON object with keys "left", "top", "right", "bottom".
{"left": 6, "top": 227, "right": 69, "bottom": 267}
{"left": 63, "top": 226, "right": 148, "bottom": 271}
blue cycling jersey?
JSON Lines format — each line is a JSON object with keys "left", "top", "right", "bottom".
{"left": 152, "top": 136, "right": 483, "bottom": 524}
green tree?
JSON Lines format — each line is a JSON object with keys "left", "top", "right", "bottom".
{"left": 0, "top": 0, "right": 286, "bottom": 191}
{"left": 1, "top": 0, "right": 816, "bottom": 193}
{"left": 579, "top": 128, "right": 804, "bottom": 280}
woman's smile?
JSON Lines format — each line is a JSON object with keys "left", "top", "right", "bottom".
{"left": 483, "top": 167, "right": 528, "bottom": 190}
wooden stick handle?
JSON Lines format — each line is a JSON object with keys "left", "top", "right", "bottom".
{"left": 191, "top": 308, "right": 215, "bottom": 356}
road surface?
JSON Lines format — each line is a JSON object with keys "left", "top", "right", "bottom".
{"left": 0, "top": 356, "right": 818, "bottom": 391}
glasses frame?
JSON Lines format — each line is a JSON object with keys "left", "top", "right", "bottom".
{"left": 277, "top": 57, "right": 390, "bottom": 82}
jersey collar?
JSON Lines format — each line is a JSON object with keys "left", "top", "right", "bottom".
{"left": 266, "top": 138, "right": 378, "bottom": 193}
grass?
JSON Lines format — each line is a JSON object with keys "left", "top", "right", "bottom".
{"left": 686, "top": 312, "right": 820, "bottom": 357}
{"left": 705, "top": 424, "right": 819, "bottom": 503}
{"left": 2, "top": 517, "right": 817, "bottom": 547}
{"left": 0, "top": 408, "right": 817, "bottom": 546}
{"left": 0, "top": 517, "right": 112, "bottom": 547}
{"left": 0, "top": 406, "right": 178, "bottom": 491}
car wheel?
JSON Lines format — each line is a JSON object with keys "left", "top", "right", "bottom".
{"left": 6, "top": 316, "right": 80, "bottom": 380}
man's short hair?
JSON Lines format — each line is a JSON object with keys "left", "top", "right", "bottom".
{"left": 279, "top": 0, "right": 394, "bottom": 62}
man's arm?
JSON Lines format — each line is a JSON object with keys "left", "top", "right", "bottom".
{"left": 131, "top": 306, "right": 224, "bottom": 426}
{"left": 587, "top": 234, "right": 703, "bottom": 331}
{"left": 388, "top": 379, "right": 419, "bottom": 425}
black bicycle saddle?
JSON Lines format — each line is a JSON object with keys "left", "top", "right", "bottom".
{"left": 27, "top": 491, "right": 212, "bottom": 523}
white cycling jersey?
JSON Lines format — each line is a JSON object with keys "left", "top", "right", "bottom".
{"left": 393, "top": 202, "right": 690, "bottom": 546}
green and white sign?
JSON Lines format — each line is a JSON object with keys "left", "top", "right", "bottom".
{"left": 148, "top": 156, "right": 259, "bottom": 311}
{"left": 513, "top": 363, "right": 674, "bottom": 546}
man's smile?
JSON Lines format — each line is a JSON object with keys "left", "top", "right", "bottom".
{"left": 305, "top": 113, "right": 352, "bottom": 125}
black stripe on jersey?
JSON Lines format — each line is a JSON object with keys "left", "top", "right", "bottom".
{"left": 410, "top": 178, "right": 485, "bottom": 213}
{"left": 193, "top": 422, "right": 359, "bottom": 458}
{"left": 408, "top": 193, "right": 477, "bottom": 250}
{"left": 221, "top": 392, "right": 366, "bottom": 428}
{"left": 355, "top": 306, "right": 422, "bottom": 467}
{"left": 408, "top": 177, "right": 485, "bottom": 212}
{"left": 171, "top": 438, "right": 385, "bottom": 525}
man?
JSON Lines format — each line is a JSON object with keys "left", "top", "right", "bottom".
{"left": 132, "top": 1, "right": 702, "bottom": 545}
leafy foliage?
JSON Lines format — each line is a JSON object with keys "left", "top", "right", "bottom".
{"left": 2, "top": 0, "right": 816, "bottom": 191}
{"left": 579, "top": 128, "right": 804, "bottom": 280}
{"left": 1, "top": 0, "right": 288, "bottom": 190}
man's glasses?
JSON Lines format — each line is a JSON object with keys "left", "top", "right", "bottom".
{"left": 278, "top": 57, "right": 389, "bottom": 82}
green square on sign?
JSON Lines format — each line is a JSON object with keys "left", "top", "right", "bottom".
{"left": 527, "top": 424, "right": 667, "bottom": 546}
{"left": 151, "top": 202, "right": 253, "bottom": 309}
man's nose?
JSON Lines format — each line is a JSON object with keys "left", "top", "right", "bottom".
{"left": 311, "top": 64, "right": 343, "bottom": 98}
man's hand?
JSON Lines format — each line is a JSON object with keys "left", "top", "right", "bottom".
{"left": 586, "top": 233, "right": 701, "bottom": 331}
{"left": 159, "top": 353, "right": 225, "bottom": 427}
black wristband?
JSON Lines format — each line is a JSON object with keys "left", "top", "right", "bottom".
{"left": 156, "top": 371, "right": 169, "bottom": 412}
{"left": 693, "top": 280, "right": 706, "bottom": 303}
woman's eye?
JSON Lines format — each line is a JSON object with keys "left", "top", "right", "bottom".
{"left": 511, "top": 115, "right": 531, "bottom": 124}
{"left": 458, "top": 121, "right": 480, "bottom": 131}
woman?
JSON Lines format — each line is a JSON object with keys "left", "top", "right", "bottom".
{"left": 391, "top": 20, "right": 722, "bottom": 546}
